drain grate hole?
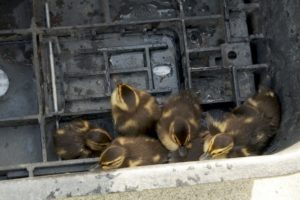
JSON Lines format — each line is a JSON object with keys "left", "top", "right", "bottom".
{"left": 246, "top": 14, "right": 254, "bottom": 35}
{"left": 250, "top": 42, "right": 258, "bottom": 64}
{"left": 215, "top": 57, "right": 222, "bottom": 65}
{"left": 227, "top": 51, "right": 237, "bottom": 60}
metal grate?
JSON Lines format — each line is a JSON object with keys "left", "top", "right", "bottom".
{"left": 0, "top": 0, "right": 268, "bottom": 180}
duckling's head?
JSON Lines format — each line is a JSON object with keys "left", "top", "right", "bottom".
{"left": 67, "top": 120, "right": 90, "bottom": 133}
{"left": 111, "top": 84, "right": 140, "bottom": 112}
{"left": 200, "top": 133, "right": 234, "bottom": 160}
{"left": 169, "top": 117, "right": 191, "bottom": 156}
{"left": 99, "top": 145, "right": 127, "bottom": 170}
{"left": 86, "top": 128, "right": 112, "bottom": 151}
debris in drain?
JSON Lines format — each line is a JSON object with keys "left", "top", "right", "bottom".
{"left": 0, "top": 69, "right": 9, "bottom": 97}
{"left": 111, "top": 0, "right": 178, "bottom": 21}
{"left": 153, "top": 65, "right": 171, "bottom": 77}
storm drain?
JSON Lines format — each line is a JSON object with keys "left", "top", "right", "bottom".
{"left": 0, "top": 0, "right": 267, "bottom": 180}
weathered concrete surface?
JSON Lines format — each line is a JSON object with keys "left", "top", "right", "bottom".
{"left": 63, "top": 173, "right": 300, "bottom": 200}
{"left": 251, "top": 173, "right": 300, "bottom": 200}
{"left": 63, "top": 180, "right": 253, "bottom": 200}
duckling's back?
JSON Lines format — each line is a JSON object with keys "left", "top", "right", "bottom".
{"left": 113, "top": 89, "right": 161, "bottom": 137}
{"left": 224, "top": 115, "right": 275, "bottom": 155}
{"left": 112, "top": 137, "right": 169, "bottom": 167}
{"left": 160, "top": 91, "right": 202, "bottom": 129}
{"left": 54, "top": 127, "right": 89, "bottom": 159}
{"left": 237, "top": 88, "right": 280, "bottom": 129}
{"left": 164, "top": 91, "right": 202, "bottom": 117}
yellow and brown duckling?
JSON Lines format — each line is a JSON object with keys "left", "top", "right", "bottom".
{"left": 157, "top": 90, "right": 202, "bottom": 157}
{"left": 99, "top": 136, "right": 169, "bottom": 170}
{"left": 54, "top": 120, "right": 113, "bottom": 159}
{"left": 232, "top": 87, "right": 281, "bottom": 129}
{"left": 168, "top": 129, "right": 207, "bottom": 163}
{"left": 200, "top": 88, "right": 281, "bottom": 160}
{"left": 111, "top": 84, "right": 161, "bottom": 137}
{"left": 85, "top": 128, "right": 112, "bottom": 153}
{"left": 65, "top": 119, "right": 91, "bottom": 133}
{"left": 54, "top": 120, "right": 92, "bottom": 160}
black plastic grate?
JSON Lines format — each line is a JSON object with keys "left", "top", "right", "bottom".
{"left": 0, "top": 0, "right": 268, "bottom": 180}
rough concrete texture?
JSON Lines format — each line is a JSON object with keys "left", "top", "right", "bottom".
{"left": 63, "top": 180, "right": 253, "bottom": 200}
{"left": 251, "top": 173, "right": 300, "bottom": 200}
{"left": 63, "top": 172, "right": 300, "bottom": 200}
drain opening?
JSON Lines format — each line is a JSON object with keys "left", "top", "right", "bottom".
{"left": 227, "top": 51, "right": 237, "bottom": 60}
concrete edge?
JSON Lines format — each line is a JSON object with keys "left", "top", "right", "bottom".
{"left": 1, "top": 151, "right": 300, "bottom": 200}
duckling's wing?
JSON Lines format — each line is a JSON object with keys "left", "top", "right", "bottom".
{"left": 126, "top": 137, "right": 169, "bottom": 164}
{"left": 246, "top": 89, "right": 281, "bottom": 127}
{"left": 205, "top": 113, "right": 229, "bottom": 135}
{"left": 242, "top": 119, "right": 276, "bottom": 154}
{"left": 231, "top": 104, "right": 259, "bottom": 117}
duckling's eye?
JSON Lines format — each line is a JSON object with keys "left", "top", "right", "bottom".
{"left": 211, "top": 149, "right": 226, "bottom": 156}
{"left": 207, "top": 138, "right": 215, "bottom": 152}
{"left": 171, "top": 134, "right": 180, "bottom": 145}
{"left": 99, "top": 143, "right": 110, "bottom": 147}
{"left": 106, "top": 162, "right": 115, "bottom": 166}
{"left": 210, "top": 144, "right": 233, "bottom": 157}
{"left": 102, "top": 160, "right": 117, "bottom": 167}
{"left": 184, "top": 133, "right": 191, "bottom": 145}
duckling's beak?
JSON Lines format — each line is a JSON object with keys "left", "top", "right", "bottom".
{"left": 178, "top": 146, "right": 188, "bottom": 157}
{"left": 199, "top": 152, "right": 212, "bottom": 160}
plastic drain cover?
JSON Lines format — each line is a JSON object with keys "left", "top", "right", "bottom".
{"left": 0, "top": 69, "right": 9, "bottom": 97}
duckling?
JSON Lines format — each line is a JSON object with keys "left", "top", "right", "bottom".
{"left": 111, "top": 84, "right": 161, "bottom": 137}
{"left": 157, "top": 90, "right": 202, "bottom": 157}
{"left": 85, "top": 128, "right": 112, "bottom": 153}
{"left": 232, "top": 87, "right": 280, "bottom": 128}
{"left": 99, "top": 136, "right": 169, "bottom": 170}
{"left": 54, "top": 120, "right": 92, "bottom": 160}
{"left": 200, "top": 113, "right": 274, "bottom": 159}
{"left": 65, "top": 120, "right": 91, "bottom": 133}
{"left": 200, "top": 88, "right": 281, "bottom": 160}
{"left": 168, "top": 129, "right": 207, "bottom": 162}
